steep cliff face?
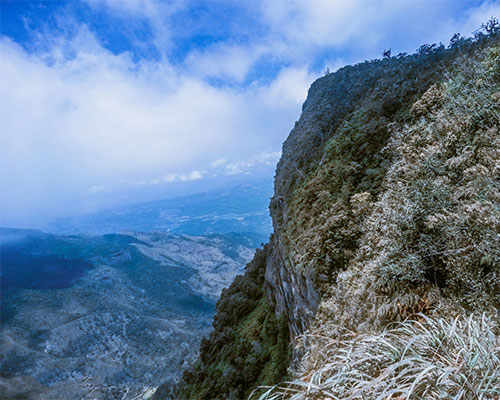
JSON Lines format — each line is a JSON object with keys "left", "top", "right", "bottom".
{"left": 161, "top": 32, "right": 500, "bottom": 400}
{"left": 256, "top": 35, "right": 500, "bottom": 398}
{"left": 264, "top": 233, "right": 319, "bottom": 338}
{"left": 266, "top": 43, "right": 456, "bottom": 337}
{"left": 160, "top": 247, "right": 292, "bottom": 400}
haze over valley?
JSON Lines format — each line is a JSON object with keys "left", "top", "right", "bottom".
{"left": 1, "top": 226, "right": 259, "bottom": 399}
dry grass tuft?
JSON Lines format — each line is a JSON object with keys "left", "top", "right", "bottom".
{"left": 251, "top": 314, "right": 500, "bottom": 400}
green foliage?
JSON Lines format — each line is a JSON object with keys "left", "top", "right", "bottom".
{"left": 169, "top": 246, "right": 291, "bottom": 400}
{"left": 283, "top": 109, "right": 391, "bottom": 277}
{"left": 277, "top": 33, "right": 500, "bottom": 313}
{"left": 253, "top": 314, "right": 500, "bottom": 400}
{"left": 160, "top": 33, "right": 500, "bottom": 400}
{"left": 373, "top": 42, "right": 500, "bottom": 309}
{"left": 296, "top": 36, "right": 500, "bottom": 355}
{"left": 273, "top": 37, "right": 480, "bottom": 209}
{"left": 276, "top": 36, "right": 493, "bottom": 279}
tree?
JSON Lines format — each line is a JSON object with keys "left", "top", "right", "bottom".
{"left": 482, "top": 17, "right": 500, "bottom": 34}
{"left": 449, "top": 33, "right": 461, "bottom": 47}
{"left": 417, "top": 43, "right": 437, "bottom": 54}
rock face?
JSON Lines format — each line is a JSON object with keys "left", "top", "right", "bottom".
{"left": 265, "top": 234, "right": 319, "bottom": 338}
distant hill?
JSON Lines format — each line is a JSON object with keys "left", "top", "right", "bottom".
{"left": 47, "top": 181, "right": 273, "bottom": 240}
{"left": 0, "top": 227, "right": 257, "bottom": 399}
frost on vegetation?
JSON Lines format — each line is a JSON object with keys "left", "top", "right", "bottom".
{"left": 309, "top": 44, "right": 499, "bottom": 332}
{"left": 371, "top": 44, "right": 500, "bottom": 310}
{"left": 252, "top": 314, "right": 500, "bottom": 400}
{"left": 254, "top": 43, "right": 500, "bottom": 400}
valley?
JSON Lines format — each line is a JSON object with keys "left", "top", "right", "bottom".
{"left": 0, "top": 228, "right": 258, "bottom": 399}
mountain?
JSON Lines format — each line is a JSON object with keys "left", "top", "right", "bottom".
{"left": 47, "top": 180, "right": 273, "bottom": 240}
{"left": 0, "top": 228, "right": 258, "bottom": 399}
{"left": 166, "top": 32, "right": 500, "bottom": 399}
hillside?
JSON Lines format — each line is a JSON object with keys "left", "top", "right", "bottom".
{"left": 0, "top": 228, "right": 257, "bottom": 399}
{"left": 162, "top": 30, "right": 500, "bottom": 399}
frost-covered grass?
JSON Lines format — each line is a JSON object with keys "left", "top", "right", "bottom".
{"left": 252, "top": 314, "right": 500, "bottom": 400}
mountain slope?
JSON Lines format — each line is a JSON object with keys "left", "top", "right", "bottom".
{"left": 47, "top": 181, "right": 273, "bottom": 240}
{"left": 170, "top": 32, "right": 500, "bottom": 400}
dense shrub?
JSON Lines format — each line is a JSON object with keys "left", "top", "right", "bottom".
{"left": 277, "top": 33, "right": 499, "bottom": 336}
{"left": 276, "top": 35, "right": 496, "bottom": 282}
{"left": 158, "top": 32, "right": 500, "bottom": 400}
{"left": 283, "top": 109, "right": 390, "bottom": 278}
{"left": 278, "top": 36, "right": 500, "bottom": 400}
{"left": 372, "top": 43, "right": 500, "bottom": 308}
{"left": 273, "top": 35, "right": 487, "bottom": 210}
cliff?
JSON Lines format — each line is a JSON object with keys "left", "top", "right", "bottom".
{"left": 155, "top": 31, "right": 500, "bottom": 400}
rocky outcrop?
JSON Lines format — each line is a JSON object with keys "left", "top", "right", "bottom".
{"left": 265, "top": 233, "right": 319, "bottom": 338}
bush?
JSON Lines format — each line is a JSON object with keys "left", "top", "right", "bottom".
{"left": 373, "top": 42, "right": 500, "bottom": 308}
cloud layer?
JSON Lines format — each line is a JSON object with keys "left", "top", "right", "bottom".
{"left": 1, "top": 0, "right": 499, "bottom": 227}
{"left": 0, "top": 26, "right": 311, "bottom": 226}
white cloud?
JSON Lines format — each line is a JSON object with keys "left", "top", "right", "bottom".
{"left": 446, "top": 1, "right": 500, "bottom": 39}
{"left": 144, "top": 152, "right": 281, "bottom": 184}
{"left": 222, "top": 152, "right": 281, "bottom": 176}
{"left": 0, "top": 30, "right": 305, "bottom": 226}
{"left": 260, "top": 66, "right": 314, "bottom": 108}
{"left": 158, "top": 169, "right": 206, "bottom": 183}
{"left": 88, "top": 185, "right": 108, "bottom": 193}
{"left": 211, "top": 158, "right": 227, "bottom": 168}
{"left": 261, "top": 0, "right": 368, "bottom": 47}
{"left": 2, "top": 0, "right": 498, "bottom": 227}
{"left": 84, "top": 0, "right": 186, "bottom": 56}
{"left": 259, "top": 0, "right": 500, "bottom": 60}
{"left": 184, "top": 43, "right": 266, "bottom": 82}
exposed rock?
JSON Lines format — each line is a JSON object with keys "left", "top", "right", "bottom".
{"left": 265, "top": 234, "right": 319, "bottom": 338}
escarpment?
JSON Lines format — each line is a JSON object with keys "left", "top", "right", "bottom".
{"left": 266, "top": 42, "right": 461, "bottom": 337}
{"left": 156, "top": 32, "right": 500, "bottom": 400}
{"left": 257, "top": 35, "right": 500, "bottom": 398}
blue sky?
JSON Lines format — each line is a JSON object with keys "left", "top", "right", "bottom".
{"left": 1, "top": 0, "right": 499, "bottom": 228}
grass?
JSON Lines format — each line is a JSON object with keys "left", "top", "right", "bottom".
{"left": 251, "top": 314, "right": 500, "bottom": 400}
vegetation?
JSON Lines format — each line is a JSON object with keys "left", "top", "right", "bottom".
{"left": 373, "top": 43, "right": 500, "bottom": 309}
{"left": 171, "top": 28, "right": 500, "bottom": 400}
{"left": 258, "top": 30, "right": 499, "bottom": 400}
{"left": 283, "top": 109, "right": 391, "bottom": 278}
{"left": 252, "top": 314, "right": 500, "bottom": 400}
{"left": 272, "top": 31, "right": 489, "bottom": 209}
{"left": 280, "top": 32, "right": 500, "bottom": 287}
{"left": 155, "top": 246, "right": 291, "bottom": 400}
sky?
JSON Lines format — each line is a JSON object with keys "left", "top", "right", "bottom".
{"left": 1, "top": 0, "right": 499, "bottom": 228}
